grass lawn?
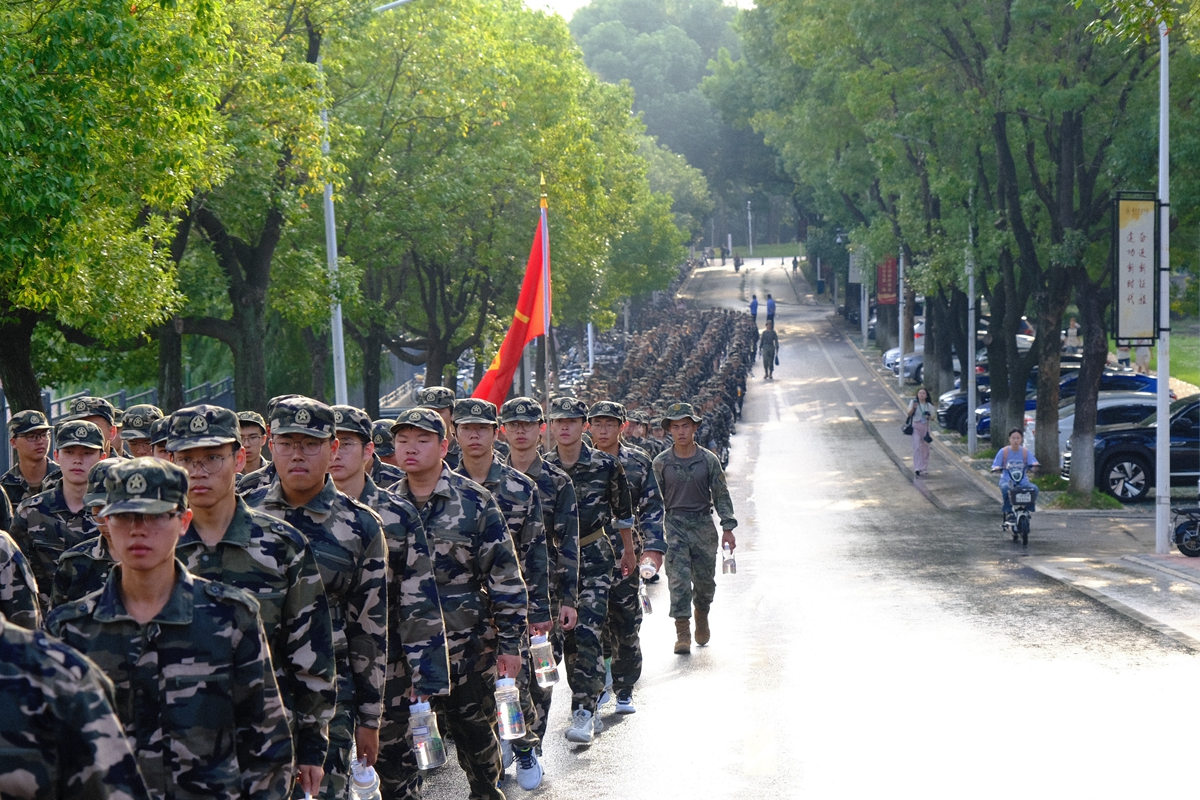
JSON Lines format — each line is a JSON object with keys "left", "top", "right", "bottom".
{"left": 1109, "top": 325, "right": 1200, "bottom": 388}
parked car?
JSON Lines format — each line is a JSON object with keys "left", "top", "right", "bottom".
{"left": 1026, "top": 391, "right": 1158, "bottom": 463}
{"left": 975, "top": 371, "right": 1164, "bottom": 436}
{"left": 1062, "top": 395, "right": 1200, "bottom": 502}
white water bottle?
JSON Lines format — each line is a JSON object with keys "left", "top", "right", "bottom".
{"left": 529, "top": 634, "right": 559, "bottom": 688}
{"left": 639, "top": 580, "right": 652, "bottom": 614}
{"left": 409, "top": 700, "right": 447, "bottom": 770}
{"left": 350, "top": 758, "right": 382, "bottom": 800}
{"left": 722, "top": 542, "right": 736, "bottom": 574}
{"left": 639, "top": 556, "right": 657, "bottom": 580}
{"left": 494, "top": 677, "right": 526, "bottom": 740}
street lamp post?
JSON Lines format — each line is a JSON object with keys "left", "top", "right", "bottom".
{"left": 747, "top": 201, "right": 753, "bottom": 257}
{"left": 1155, "top": 21, "right": 1171, "bottom": 554}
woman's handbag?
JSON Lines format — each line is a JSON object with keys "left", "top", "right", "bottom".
{"left": 902, "top": 415, "right": 914, "bottom": 436}
{"left": 923, "top": 432, "right": 932, "bottom": 443}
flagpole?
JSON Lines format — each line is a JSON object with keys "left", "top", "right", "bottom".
{"left": 539, "top": 175, "right": 553, "bottom": 451}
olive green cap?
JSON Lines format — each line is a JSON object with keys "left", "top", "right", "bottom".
{"left": 237, "top": 411, "right": 267, "bottom": 434}
{"left": 452, "top": 398, "right": 497, "bottom": 426}
{"left": 588, "top": 400, "right": 626, "bottom": 423}
{"left": 498, "top": 397, "right": 543, "bottom": 424}
{"left": 269, "top": 397, "right": 335, "bottom": 439}
{"left": 62, "top": 396, "right": 116, "bottom": 425}
{"left": 371, "top": 420, "right": 397, "bottom": 455}
{"left": 167, "top": 405, "right": 242, "bottom": 452}
{"left": 149, "top": 417, "right": 171, "bottom": 446}
{"left": 84, "top": 459, "right": 119, "bottom": 508}
{"left": 415, "top": 386, "right": 456, "bottom": 410}
{"left": 120, "top": 404, "right": 164, "bottom": 441}
{"left": 100, "top": 457, "right": 189, "bottom": 516}
{"left": 54, "top": 420, "right": 105, "bottom": 450}
{"left": 547, "top": 396, "right": 588, "bottom": 420}
{"left": 661, "top": 402, "right": 702, "bottom": 424}
{"left": 332, "top": 405, "right": 373, "bottom": 441}
{"left": 8, "top": 410, "right": 51, "bottom": 436}
{"left": 390, "top": 408, "right": 446, "bottom": 439}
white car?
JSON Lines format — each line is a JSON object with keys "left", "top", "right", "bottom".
{"left": 1027, "top": 391, "right": 1158, "bottom": 463}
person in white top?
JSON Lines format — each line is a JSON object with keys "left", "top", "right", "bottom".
{"left": 907, "top": 387, "right": 935, "bottom": 476}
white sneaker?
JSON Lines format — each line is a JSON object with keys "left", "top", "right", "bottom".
{"left": 593, "top": 711, "right": 604, "bottom": 734}
{"left": 615, "top": 690, "right": 636, "bottom": 714}
{"left": 500, "top": 739, "right": 513, "bottom": 771}
{"left": 597, "top": 663, "right": 614, "bottom": 706}
{"left": 514, "top": 746, "right": 544, "bottom": 790}
{"left": 564, "top": 708, "right": 595, "bottom": 744}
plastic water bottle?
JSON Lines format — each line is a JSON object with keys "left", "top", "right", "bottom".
{"left": 639, "top": 556, "right": 657, "bottom": 580}
{"left": 494, "top": 677, "right": 525, "bottom": 740}
{"left": 409, "top": 700, "right": 447, "bottom": 770}
{"left": 350, "top": 758, "right": 382, "bottom": 800}
{"left": 529, "top": 634, "right": 559, "bottom": 688}
{"left": 722, "top": 543, "right": 736, "bottom": 574}
{"left": 639, "top": 580, "right": 652, "bottom": 614}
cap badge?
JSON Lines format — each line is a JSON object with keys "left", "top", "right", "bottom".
{"left": 131, "top": 415, "right": 144, "bottom": 427}
{"left": 73, "top": 426, "right": 87, "bottom": 439}
{"left": 517, "top": 403, "right": 526, "bottom": 413}
{"left": 126, "top": 474, "right": 147, "bottom": 495}
{"left": 472, "top": 403, "right": 483, "bottom": 415}
{"left": 73, "top": 400, "right": 88, "bottom": 413}
{"left": 295, "top": 409, "right": 312, "bottom": 425}
{"left": 334, "top": 410, "right": 344, "bottom": 423}
{"left": 189, "top": 415, "right": 208, "bottom": 433}
{"left": 374, "top": 434, "right": 385, "bottom": 444}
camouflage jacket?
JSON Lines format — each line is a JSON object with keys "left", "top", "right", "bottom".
{"left": 355, "top": 475, "right": 449, "bottom": 698}
{"left": 52, "top": 534, "right": 114, "bottom": 610}
{"left": 455, "top": 456, "right": 551, "bottom": 624}
{"left": 176, "top": 498, "right": 337, "bottom": 766}
{"left": 0, "top": 613, "right": 150, "bottom": 800}
{"left": 0, "top": 529, "right": 42, "bottom": 630}
{"left": 245, "top": 477, "right": 388, "bottom": 729}
{"left": 444, "top": 439, "right": 462, "bottom": 472}
{"left": 546, "top": 443, "right": 634, "bottom": 546}
{"left": 46, "top": 565, "right": 294, "bottom": 800}
{"left": 617, "top": 444, "right": 666, "bottom": 555}
{"left": 503, "top": 453, "right": 579, "bottom": 611}
{"left": 370, "top": 455, "right": 404, "bottom": 489}
{"left": 652, "top": 445, "right": 739, "bottom": 530}
{"left": 393, "top": 465, "right": 527, "bottom": 678}
{"left": 0, "top": 457, "right": 61, "bottom": 509}
{"left": 11, "top": 485, "right": 98, "bottom": 609}
{"left": 623, "top": 435, "right": 662, "bottom": 458}
{"left": 236, "top": 462, "right": 276, "bottom": 495}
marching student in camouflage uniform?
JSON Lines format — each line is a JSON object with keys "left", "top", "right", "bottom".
{"left": 328, "top": 411, "right": 406, "bottom": 489}
{"left": 0, "top": 529, "right": 41, "bottom": 630}
{"left": 498, "top": 397, "right": 580, "bottom": 748}
{"left": 652, "top": 403, "right": 738, "bottom": 654}
{"left": 372, "top": 419, "right": 403, "bottom": 471}
{"left": 51, "top": 459, "right": 119, "bottom": 608}
{"left": 328, "top": 405, "right": 450, "bottom": 799}
{"left": 390, "top": 408, "right": 527, "bottom": 800}
{"left": 148, "top": 417, "right": 172, "bottom": 460}
{"left": 2, "top": 409, "right": 61, "bottom": 508}
{"left": 11, "top": 420, "right": 106, "bottom": 609}
{"left": 165, "top": 405, "right": 337, "bottom": 799}
{"left": 453, "top": 398, "right": 551, "bottom": 789}
{"left": 0, "top": 613, "right": 150, "bottom": 799}
{"left": 544, "top": 396, "right": 634, "bottom": 745}
{"left": 61, "top": 396, "right": 123, "bottom": 458}
{"left": 119, "top": 404, "right": 163, "bottom": 459}
{"left": 622, "top": 410, "right": 661, "bottom": 457}
{"left": 244, "top": 397, "right": 388, "bottom": 800}
{"left": 415, "top": 386, "right": 462, "bottom": 470}
{"left": 238, "top": 411, "right": 270, "bottom": 475}
{"left": 46, "top": 458, "right": 295, "bottom": 800}
{"left": 236, "top": 395, "right": 299, "bottom": 494}
{"left": 588, "top": 400, "right": 665, "bottom": 715}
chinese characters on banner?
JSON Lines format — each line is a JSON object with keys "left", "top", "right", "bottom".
{"left": 876, "top": 257, "right": 898, "bottom": 306}
{"left": 1115, "top": 197, "right": 1157, "bottom": 342}
{"left": 848, "top": 251, "right": 862, "bottom": 284}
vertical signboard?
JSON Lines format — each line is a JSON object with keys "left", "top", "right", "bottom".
{"left": 1113, "top": 192, "right": 1159, "bottom": 343}
{"left": 876, "top": 257, "right": 898, "bottom": 305}
{"left": 848, "top": 251, "right": 862, "bottom": 284}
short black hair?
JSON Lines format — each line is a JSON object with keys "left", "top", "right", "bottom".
{"left": 1008, "top": 428, "right": 1024, "bottom": 440}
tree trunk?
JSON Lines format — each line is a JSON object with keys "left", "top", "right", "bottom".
{"left": 1069, "top": 279, "right": 1109, "bottom": 498}
{"left": 158, "top": 318, "right": 185, "bottom": 412}
{"left": 0, "top": 310, "right": 43, "bottom": 412}
{"left": 361, "top": 327, "right": 383, "bottom": 419}
{"left": 1033, "top": 290, "right": 1069, "bottom": 470}
{"left": 876, "top": 304, "right": 897, "bottom": 352}
{"left": 925, "top": 291, "right": 954, "bottom": 399}
{"left": 301, "top": 327, "right": 329, "bottom": 403}
{"left": 424, "top": 343, "right": 448, "bottom": 390}
{"left": 231, "top": 301, "right": 267, "bottom": 413}
{"left": 903, "top": 281, "right": 917, "bottom": 352}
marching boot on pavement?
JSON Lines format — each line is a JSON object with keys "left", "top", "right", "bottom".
{"left": 674, "top": 618, "right": 691, "bottom": 654}
{"left": 653, "top": 403, "right": 738, "bottom": 651}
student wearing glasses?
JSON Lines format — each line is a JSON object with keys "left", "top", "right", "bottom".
{"left": 2, "top": 410, "right": 61, "bottom": 508}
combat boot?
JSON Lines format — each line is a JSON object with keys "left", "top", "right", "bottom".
{"left": 694, "top": 609, "right": 710, "bottom": 645}
{"left": 674, "top": 618, "right": 691, "bottom": 654}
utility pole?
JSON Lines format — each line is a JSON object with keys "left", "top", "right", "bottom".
{"left": 747, "top": 201, "right": 753, "bottom": 257}
{"left": 967, "top": 240, "right": 977, "bottom": 456}
{"left": 1156, "top": 21, "right": 1171, "bottom": 554}
{"left": 898, "top": 250, "right": 905, "bottom": 388}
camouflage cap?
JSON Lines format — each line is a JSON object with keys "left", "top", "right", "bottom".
{"left": 112, "top": 408, "right": 124, "bottom": 427}
{"left": 100, "top": 457, "right": 189, "bottom": 516}
{"left": 62, "top": 396, "right": 115, "bottom": 425}
{"left": 237, "top": 411, "right": 267, "bottom": 434}
{"left": 270, "top": 397, "right": 335, "bottom": 439}
{"left": 588, "top": 400, "right": 627, "bottom": 423}
{"left": 390, "top": 408, "right": 446, "bottom": 439}
{"left": 149, "top": 417, "right": 171, "bottom": 446}
{"left": 452, "top": 398, "right": 497, "bottom": 426}
{"left": 54, "top": 420, "right": 105, "bottom": 450}
{"left": 628, "top": 409, "right": 651, "bottom": 426}
{"left": 83, "top": 459, "right": 119, "bottom": 509}
{"left": 266, "top": 394, "right": 301, "bottom": 420}
{"left": 661, "top": 402, "right": 702, "bottom": 424}
{"left": 120, "top": 404, "right": 164, "bottom": 441}
{"left": 415, "top": 386, "right": 456, "bottom": 410}
{"left": 332, "top": 405, "right": 372, "bottom": 441}
{"left": 167, "top": 405, "right": 242, "bottom": 452}
{"left": 498, "top": 397, "right": 543, "bottom": 424}
{"left": 547, "top": 396, "right": 588, "bottom": 420}
{"left": 8, "top": 409, "right": 51, "bottom": 436}
{"left": 371, "top": 420, "right": 397, "bottom": 455}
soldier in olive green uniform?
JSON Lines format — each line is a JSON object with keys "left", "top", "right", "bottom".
{"left": 653, "top": 403, "right": 738, "bottom": 654}
{"left": 46, "top": 459, "right": 294, "bottom": 800}
{"left": 390, "top": 408, "right": 527, "bottom": 800}
{"left": 544, "top": 396, "right": 634, "bottom": 745}
{"left": 0, "top": 613, "right": 151, "bottom": 799}
{"left": 119, "top": 404, "right": 163, "bottom": 459}
{"left": 11, "top": 420, "right": 106, "bottom": 609}
{"left": 51, "top": 459, "right": 119, "bottom": 608}
{"left": 2, "top": 409, "right": 61, "bottom": 508}
{"left": 165, "top": 405, "right": 337, "bottom": 798}
{"left": 498, "top": 397, "right": 581, "bottom": 753}
{"left": 416, "top": 386, "right": 461, "bottom": 470}
{"left": 244, "top": 398, "right": 389, "bottom": 800}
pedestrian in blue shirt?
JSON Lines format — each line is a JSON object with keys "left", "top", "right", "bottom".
{"left": 766, "top": 294, "right": 776, "bottom": 323}
{"left": 749, "top": 295, "right": 758, "bottom": 323}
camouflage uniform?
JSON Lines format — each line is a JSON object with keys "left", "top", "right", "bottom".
{"left": 51, "top": 534, "right": 113, "bottom": 609}
{"left": 236, "top": 462, "right": 276, "bottom": 494}
{"left": 0, "top": 529, "right": 42, "bottom": 630}
{"left": 0, "top": 613, "right": 151, "bottom": 799}
{"left": 61, "top": 396, "right": 123, "bottom": 460}
{"left": 2, "top": 410, "right": 61, "bottom": 507}
{"left": 544, "top": 398, "right": 633, "bottom": 719}
{"left": 119, "top": 404, "right": 163, "bottom": 445}
{"left": 391, "top": 407, "right": 526, "bottom": 800}
{"left": 371, "top": 454, "right": 404, "bottom": 488}
{"left": 415, "top": 386, "right": 460, "bottom": 471}
{"left": 47, "top": 566, "right": 295, "bottom": 800}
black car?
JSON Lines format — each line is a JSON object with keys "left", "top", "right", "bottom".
{"left": 1062, "top": 394, "right": 1200, "bottom": 502}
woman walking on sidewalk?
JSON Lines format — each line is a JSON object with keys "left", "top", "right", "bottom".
{"left": 907, "top": 387, "right": 934, "bottom": 476}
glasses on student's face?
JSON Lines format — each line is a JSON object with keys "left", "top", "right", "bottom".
{"left": 174, "top": 452, "right": 232, "bottom": 475}
{"left": 242, "top": 433, "right": 264, "bottom": 445}
{"left": 107, "top": 511, "right": 181, "bottom": 531}
{"left": 272, "top": 437, "right": 326, "bottom": 456}
{"left": 335, "top": 436, "right": 362, "bottom": 451}
{"left": 16, "top": 432, "right": 49, "bottom": 443}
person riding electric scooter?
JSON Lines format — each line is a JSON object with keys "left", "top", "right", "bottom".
{"left": 990, "top": 428, "right": 1039, "bottom": 528}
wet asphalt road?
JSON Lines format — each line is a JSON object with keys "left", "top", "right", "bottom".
{"left": 424, "top": 262, "right": 1200, "bottom": 799}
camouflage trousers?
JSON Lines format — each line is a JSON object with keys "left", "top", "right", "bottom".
{"left": 563, "top": 535, "right": 614, "bottom": 713}
{"left": 376, "top": 669, "right": 420, "bottom": 800}
{"left": 664, "top": 511, "right": 719, "bottom": 619}
{"left": 294, "top": 671, "right": 354, "bottom": 799}
{"left": 526, "top": 628, "right": 564, "bottom": 744}
{"left": 510, "top": 633, "right": 542, "bottom": 752}
{"left": 601, "top": 554, "right": 643, "bottom": 693}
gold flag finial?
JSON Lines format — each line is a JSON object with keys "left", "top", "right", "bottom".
{"left": 540, "top": 172, "right": 548, "bottom": 208}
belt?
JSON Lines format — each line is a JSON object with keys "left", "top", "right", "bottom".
{"left": 579, "top": 529, "right": 607, "bottom": 547}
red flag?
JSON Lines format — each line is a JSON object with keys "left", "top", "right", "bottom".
{"left": 473, "top": 205, "right": 550, "bottom": 406}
